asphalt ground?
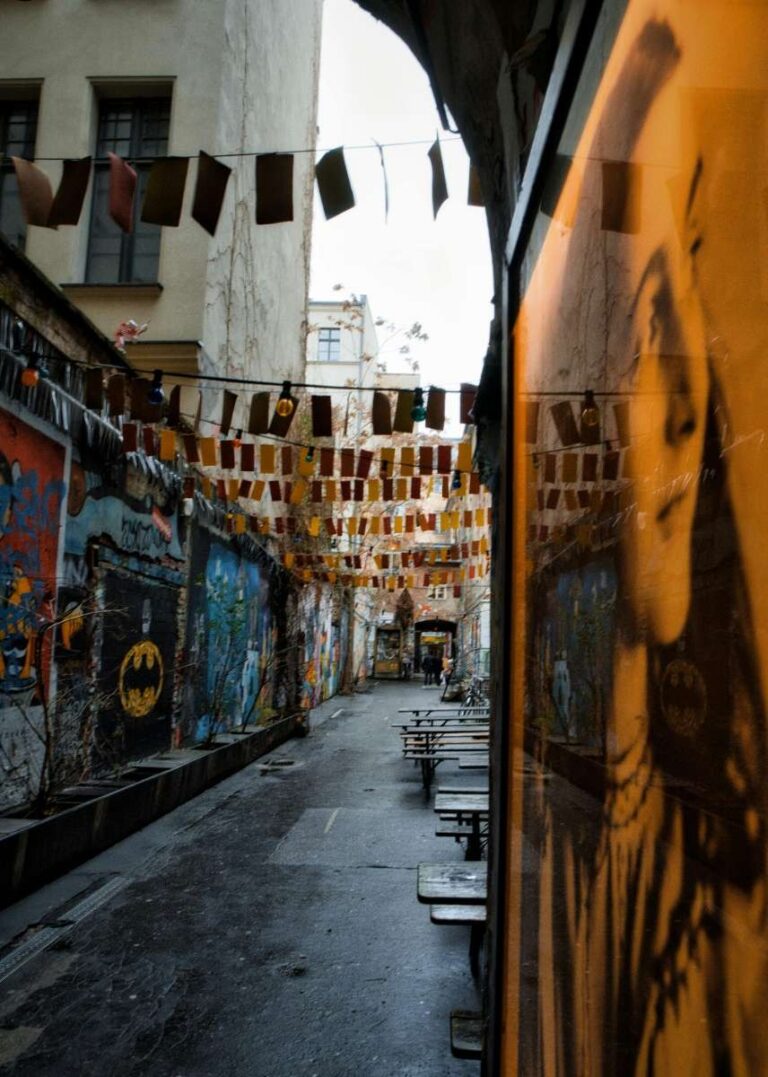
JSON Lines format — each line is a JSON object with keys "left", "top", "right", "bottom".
{"left": 0, "top": 680, "right": 481, "bottom": 1077}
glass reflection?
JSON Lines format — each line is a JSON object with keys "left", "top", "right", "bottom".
{"left": 514, "top": 1, "right": 768, "bottom": 1072}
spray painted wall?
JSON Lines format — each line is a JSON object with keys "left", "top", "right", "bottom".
{"left": 183, "top": 526, "right": 275, "bottom": 743}
{"left": 299, "top": 584, "right": 348, "bottom": 708}
{"left": 0, "top": 407, "right": 68, "bottom": 810}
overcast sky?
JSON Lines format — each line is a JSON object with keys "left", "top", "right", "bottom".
{"left": 309, "top": 0, "right": 493, "bottom": 427}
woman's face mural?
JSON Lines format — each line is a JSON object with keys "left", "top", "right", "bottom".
{"left": 510, "top": 1, "right": 768, "bottom": 1072}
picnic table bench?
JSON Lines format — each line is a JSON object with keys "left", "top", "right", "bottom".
{"left": 434, "top": 792, "right": 488, "bottom": 860}
{"left": 450, "top": 1011, "right": 484, "bottom": 1059}
{"left": 398, "top": 717, "right": 490, "bottom": 793}
{"left": 417, "top": 862, "right": 487, "bottom": 904}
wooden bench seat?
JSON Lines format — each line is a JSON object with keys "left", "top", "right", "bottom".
{"left": 435, "top": 823, "right": 474, "bottom": 838}
{"left": 450, "top": 1011, "right": 484, "bottom": 1059}
{"left": 430, "top": 904, "right": 487, "bottom": 925}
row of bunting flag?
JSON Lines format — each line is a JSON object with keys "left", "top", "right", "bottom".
{"left": 182, "top": 501, "right": 489, "bottom": 540}
{"left": 282, "top": 543, "right": 489, "bottom": 569}
{"left": 280, "top": 569, "right": 488, "bottom": 591}
{"left": 124, "top": 426, "right": 479, "bottom": 484}
{"left": 10, "top": 137, "right": 480, "bottom": 235}
{"left": 180, "top": 474, "right": 483, "bottom": 506}
{"left": 90, "top": 374, "right": 478, "bottom": 437}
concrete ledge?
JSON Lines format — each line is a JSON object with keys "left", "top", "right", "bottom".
{"left": 0, "top": 715, "right": 301, "bottom": 909}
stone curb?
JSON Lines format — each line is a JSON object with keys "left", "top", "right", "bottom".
{"left": 0, "top": 714, "right": 302, "bottom": 909}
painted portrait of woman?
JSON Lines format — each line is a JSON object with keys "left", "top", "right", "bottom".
{"left": 515, "top": 1, "right": 768, "bottom": 1072}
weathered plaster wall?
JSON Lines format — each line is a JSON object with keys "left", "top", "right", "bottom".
{"left": 0, "top": 0, "right": 322, "bottom": 385}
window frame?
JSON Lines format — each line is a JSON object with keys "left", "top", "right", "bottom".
{"left": 0, "top": 98, "right": 39, "bottom": 250}
{"left": 317, "top": 326, "right": 342, "bottom": 362}
{"left": 85, "top": 95, "right": 170, "bottom": 284}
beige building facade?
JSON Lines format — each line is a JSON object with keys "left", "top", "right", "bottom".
{"left": 0, "top": 0, "right": 322, "bottom": 395}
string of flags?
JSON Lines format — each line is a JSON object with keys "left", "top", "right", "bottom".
{"left": 10, "top": 136, "right": 484, "bottom": 236}
{"left": 86, "top": 373, "right": 478, "bottom": 437}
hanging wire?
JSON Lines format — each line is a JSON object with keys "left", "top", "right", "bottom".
{"left": 17, "top": 134, "right": 464, "bottom": 165}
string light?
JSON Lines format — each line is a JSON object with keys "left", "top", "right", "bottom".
{"left": 275, "top": 381, "right": 295, "bottom": 418}
{"left": 411, "top": 385, "right": 428, "bottom": 422}
{"left": 148, "top": 369, "right": 165, "bottom": 405}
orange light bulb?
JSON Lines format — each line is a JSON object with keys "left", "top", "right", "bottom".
{"left": 276, "top": 396, "right": 294, "bottom": 418}
{"left": 21, "top": 367, "right": 40, "bottom": 388}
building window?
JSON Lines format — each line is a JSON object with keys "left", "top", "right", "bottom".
{"left": 86, "top": 97, "right": 170, "bottom": 283}
{"left": 317, "top": 327, "right": 341, "bottom": 361}
{"left": 0, "top": 101, "right": 39, "bottom": 250}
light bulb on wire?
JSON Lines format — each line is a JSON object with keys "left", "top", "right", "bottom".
{"left": 148, "top": 369, "right": 165, "bottom": 405}
{"left": 276, "top": 381, "right": 295, "bottom": 418}
{"left": 411, "top": 387, "right": 427, "bottom": 423}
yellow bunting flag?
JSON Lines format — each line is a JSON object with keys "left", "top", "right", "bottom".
{"left": 394, "top": 515, "right": 404, "bottom": 534}
{"left": 475, "top": 508, "right": 486, "bottom": 527}
{"left": 251, "top": 480, "right": 265, "bottom": 501}
{"left": 308, "top": 516, "right": 321, "bottom": 537}
{"left": 284, "top": 552, "right": 295, "bottom": 568}
{"left": 451, "top": 511, "right": 460, "bottom": 529}
{"left": 234, "top": 514, "right": 246, "bottom": 534}
{"left": 369, "top": 516, "right": 381, "bottom": 535}
{"left": 406, "top": 575, "right": 415, "bottom": 589}
{"left": 298, "top": 451, "right": 316, "bottom": 477}
{"left": 346, "top": 517, "right": 357, "bottom": 536}
{"left": 379, "top": 447, "right": 395, "bottom": 476}
{"left": 396, "top": 478, "right": 408, "bottom": 501}
{"left": 260, "top": 444, "right": 276, "bottom": 474}
{"left": 400, "top": 446, "right": 415, "bottom": 476}
{"left": 440, "top": 513, "right": 451, "bottom": 532}
{"left": 228, "top": 479, "right": 240, "bottom": 501}
{"left": 324, "top": 554, "right": 337, "bottom": 569}
{"left": 159, "top": 429, "right": 176, "bottom": 461}
{"left": 199, "top": 437, "right": 217, "bottom": 467}
{"left": 325, "top": 480, "right": 337, "bottom": 502}
{"left": 302, "top": 569, "right": 312, "bottom": 582}
{"left": 290, "top": 478, "right": 307, "bottom": 505}
{"left": 456, "top": 440, "right": 472, "bottom": 473}
{"left": 367, "top": 479, "right": 381, "bottom": 502}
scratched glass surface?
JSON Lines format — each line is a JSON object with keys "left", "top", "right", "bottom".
{"left": 510, "top": 1, "right": 768, "bottom": 1072}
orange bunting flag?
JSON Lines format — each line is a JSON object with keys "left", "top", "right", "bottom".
{"left": 159, "top": 429, "right": 176, "bottom": 461}
{"left": 11, "top": 157, "right": 54, "bottom": 227}
{"left": 199, "top": 437, "right": 218, "bottom": 467}
{"left": 108, "top": 152, "right": 137, "bottom": 232}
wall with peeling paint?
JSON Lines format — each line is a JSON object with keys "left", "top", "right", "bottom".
{"left": 0, "top": 0, "right": 322, "bottom": 390}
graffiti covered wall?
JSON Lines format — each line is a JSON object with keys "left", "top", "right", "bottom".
{"left": 96, "top": 557, "right": 181, "bottom": 760}
{"left": 299, "top": 584, "right": 347, "bottom": 708}
{"left": 0, "top": 407, "right": 67, "bottom": 809}
{"left": 182, "top": 526, "right": 275, "bottom": 743}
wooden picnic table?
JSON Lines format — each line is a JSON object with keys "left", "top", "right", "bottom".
{"left": 417, "top": 862, "right": 487, "bottom": 904}
{"left": 397, "top": 707, "right": 489, "bottom": 725}
{"left": 434, "top": 793, "right": 489, "bottom": 859}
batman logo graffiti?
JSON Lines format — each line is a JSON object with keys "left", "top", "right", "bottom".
{"left": 119, "top": 639, "right": 164, "bottom": 718}
{"left": 660, "top": 658, "right": 707, "bottom": 736}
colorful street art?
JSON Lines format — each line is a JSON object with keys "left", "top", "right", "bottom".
{"left": 299, "top": 586, "right": 348, "bottom": 708}
{"left": 98, "top": 566, "right": 179, "bottom": 758}
{"left": 65, "top": 460, "right": 183, "bottom": 564}
{"left": 0, "top": 408, "right": 66, "bottom": 705}
{"left": 184, "top": 527, "right": 275, "bottom": 742}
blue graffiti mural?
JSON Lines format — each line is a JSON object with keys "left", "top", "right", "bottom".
{"left": 186, "top": 531, "right": 274, "bottom": 741}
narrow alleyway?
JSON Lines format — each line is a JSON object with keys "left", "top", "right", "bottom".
{"left": 0, "top": 682, "right": 481, "bottom": 1077}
